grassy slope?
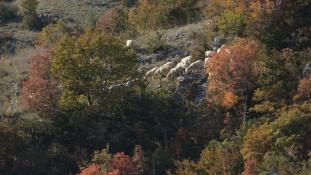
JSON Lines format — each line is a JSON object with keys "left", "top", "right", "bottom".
{"left": 36, "top": 0, "right": 118, "bottom": 27}
{"left": 0, "top": 48, "right": 33, "bottom": 116}
{"left": 0, "top": 0, "right": 208, "bottom": 117}
{"left": 0, "top": 0, "right": 118, "bottom": 117}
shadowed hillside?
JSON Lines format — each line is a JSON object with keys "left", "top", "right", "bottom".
{"left": 1, "top": 0, "right": 311, "bottom": 174}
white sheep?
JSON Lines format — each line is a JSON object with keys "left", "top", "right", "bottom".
{"left": 109, "top": 83, "right": 124, "bottom": 91}
{"left": 205, "top": 51, "right": 213, "bottom": 58}
{"left": 303, "top": 62, "right": 311, "bottom": 77}
{"left": 185, "top": 60, "right": 204, "bottom": 74}
{"left": 126, "top": 40, "right": 134, "bottom": 48}
{"left": 217, "top": 44, "right": 225, "bottom": 53}
{"left": 204, "top": 57, "right": 210, "bottom": 65}
{"left": 167, "top": 64, "right": 186, "bottom": 79}
{"left": 153, "top": 62, "right": 175, "bottom": 78}
{"left": 180, "top": 56, "right": 194, "bottom": 67}
{"left": 144, "top": 67, "right": 158, "bottom": 79}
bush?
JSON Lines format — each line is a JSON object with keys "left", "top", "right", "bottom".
{"left": 96, "top": 7, "right": 128, "bottom": 35}
{"left": 217, "top": 10, "right": 247, "bottom": 36}
{"left": 146, "top": 31, "right": 167, "bottom": 53}
{"left": 21, "top": 0, "right": 42, "bottom": 30}
{"left": 188, "top": 31, "right": 209, "bottom": 60}
{"left": 250, "top": 0, "right": 311, "bottom": 50}
{"left": 0, "top": 3, "right": 17, "bottom": 23}
{"left": 131, "top": 0, "right": 201, "bottom": 30}
{"left": 38, "top": 21, "right": 71, "bottom": 45}
{"left": 22, "top": 15, "right": 42, "bottom": 30}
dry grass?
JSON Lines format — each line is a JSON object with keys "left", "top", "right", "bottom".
{"left": 0, "top": 47, "right": 35, "bottom": 116}
{"left": 135, "top": 21, "right": 208, "bottom": 50}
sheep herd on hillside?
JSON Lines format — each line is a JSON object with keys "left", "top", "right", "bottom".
{"left": 143, "top": 54, "right": 206, "bottom": 80}
{"left": 125, "top": 39, "right": 227, "bottom": 81}
{"left": 144, "top": 48, "right": 225, "bottom": 80}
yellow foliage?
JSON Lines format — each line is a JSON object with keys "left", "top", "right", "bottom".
{"left": 222, "top": 91, "right": 239, "bottom": 109}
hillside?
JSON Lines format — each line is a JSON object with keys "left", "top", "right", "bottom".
{"left": 0, "top": 0, "right": 119, "bottom": 116}
{"left": 0, "top": 0, "right": 311, "bottom": 175}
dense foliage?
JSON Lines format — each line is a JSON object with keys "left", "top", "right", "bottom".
{"left": 1, "top": 0, "right": 310, "bottom": 174}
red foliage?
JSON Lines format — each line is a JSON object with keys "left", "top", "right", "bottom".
{"left": 109, "top": 152, "right": 137, "bottom": 175}
{"left": 294, "top": 75, "right": 311, "bottom": 101}
{"left": 78, "top": 150, "right": 142, "bottom": 175}
{"left": 78, "top": 164, "right": 102, "bottom": 175}
{"left": 96, "top": 9, "right": 115, "bottom": 29}
{"left": 78, "top": 164, "right": 120, "bottom": 175}
{"left": 242, "top": 159, "right": 258, "bottom": 175}
{"left": 205, "top": 38, "right": 261, "bottom": 106}
{"left": 96, "top": 8, "right": 126, "bottom": 35}
{"left": 21, "top": 48, "right": 59, "bottom": 114}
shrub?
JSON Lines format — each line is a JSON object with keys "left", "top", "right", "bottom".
{"left": 92, "top": 146, "right": 112, "bottom": 173}
{"left": 0, "top": 2, "right": 17, "bottom": 23}
{"left": 249, "top": 0, "right": 311, "bottom": 50}
{"left": 188, "top": 31, "right": 209, "bottom": 60}
{"left": 146, "top": 31, "right": 167, "bottom": 53}
{"left": 21, "top": 48, "right": 59, "bottom": 115}
{"left": 109, "top": 152, "right": 138, "bottom": 175}
{"left": 131, "top": 0, "right": 201, "bottom": 30}
{"left": 217, "top": 10, "right": 247, "bottom": 36}
{"left": 96, "top": 7, "right": 128, "bottom": 35}
{"left": 21, "top": 0, "right": 42, "bottom": 30}
{"left": 38, "top": 21, "right": 71, "bottom": 45}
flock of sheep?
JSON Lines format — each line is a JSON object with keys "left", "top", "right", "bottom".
{"left": 125, "top": 39, "right": 227, "bottom": 81}
{"left": 144, "top": 56, "right": 203, "bottom": 80}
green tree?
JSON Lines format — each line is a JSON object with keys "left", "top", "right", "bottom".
{"left": 52, "top": 31, "right": 137, "bottom": 110}
{"left": 251, "top": 0, "right": 311, "bottom": 50}
{"left": 251, "top": 48, "right": 311, "bottom": 113}
{"left": 242, "top": 103, "right": 311, "bottom": 167}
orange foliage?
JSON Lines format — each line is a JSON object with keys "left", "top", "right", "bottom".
{"left": 78, "top": 164, "right": 102, "bottom": 175}
{"left": 21, "top": 48, "right": 59, "bottom": 114}
{"left": 205, "top": 38, "right": 261, "bottom": 107}
{"left": 294, "top": 76, "right": 311, "bottom": 101}
{"left": 109, "top": 152, "right": 138, "bottom": 175}
{"left": 242, "top": 159, "right": 258, "bottom": 175}
{"left": 78, "top": 151, "right": 140, "bottom": 175}
{"left": 78, "top": 164, "right": 120, "bottom": 175}
{"left": 249, "top": 0, "right": 275, "bottom": 18}
{"left": 222, "top": 91, "right": 239, "bottom": 109}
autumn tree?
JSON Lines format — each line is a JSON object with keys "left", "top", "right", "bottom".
{"left": 252, "top": 48, "right": 311, "bottom": 113}
{"left": 38, "top": 21, "right": 71, "bottom": 46}
{"left": 206, "top": 38, "right": 263, "bottom": 119}
{"left": 241, "top": 103, "right": 311, "bottom": 170}
{"left": 81, "top": 149, "right": 142, "bottom": 175}
{"left": 109, "top": 152, "right": 138, "bottom": 175}
{"left": 170, "top": 140, "right": 244, "bottom": 175}
{"left": 52, "top": 31, "right": 137, "bottom": 110}
{"left": 196, "top": 140, "right": 243, "bottom": 174}
{"left": 294, "top": 76, "right": 311, "bottom": 102}
{"left": 242, "top": 159, "right": 258, "bottom": 175}
{"left": 204, "top": 0, "right": 250, "bottom": 36}
{"left": 21, "top": 48, "right": 59, "bottom": 115}
{"left": 96, "top": 7, "right": 128, "bottom": 35}
{"left": 249, "top": 0, "right": 311, "bottom": 50}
